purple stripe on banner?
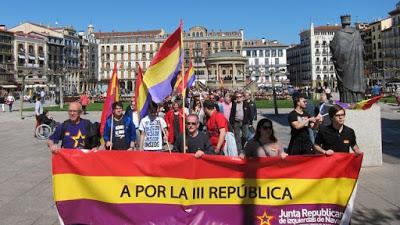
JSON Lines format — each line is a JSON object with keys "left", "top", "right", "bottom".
{"left": 57, "top": 200, "right": 346, "bottom": 225}
{"left": 147, "top": 55, "right": 183, "bottom": 103}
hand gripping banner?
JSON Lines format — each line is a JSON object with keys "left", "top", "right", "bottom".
{"left": 52, "top": 150, "right": 362, "bottom": 225}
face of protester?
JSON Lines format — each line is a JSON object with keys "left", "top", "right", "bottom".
{"left": 244, "top": 93, "right": 251, "bottom": 101}
{"left": 225, "top": 96, "right": 231, "bottom": 104}
{"left": 68, "top": 102, "right": 82, "bottom": 123}
{"left": 236, "top": 94, "right": 243, "bottom": 103}
{"left": 172, "top": 103, "right": 179, "bottom": 112}
{"left": 209, "top": 95, "right": 215, "bottom": 102}
{"left": 186, "top": 116, "right": 199, "bottom": 134}
{"left": 203, "top": 107, "right": 212, "bottom": 117}
{"left": 332, "top": 109, "right": 346, "bottom": 126}
{"left": 113, "top": 105, "right": 124, "bottom": 119}
{"left": 297, "top": 97, "right": 308, "bottom": 109}
{"left": 260, "top": 122, "right": 273, "bottom": 138}
{"left": 131, "top": 99, "right": 136, "bottom": 109}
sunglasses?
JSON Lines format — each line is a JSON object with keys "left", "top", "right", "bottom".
{"left": 186, "top": 122, "right": 197, "bottom": 126}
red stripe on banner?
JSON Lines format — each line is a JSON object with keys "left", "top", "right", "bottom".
{"left": 52, "top": 151, "right": 362, "bottom": 179}
{"left": 149, "top": 25, "right": 181, "bottom": 66}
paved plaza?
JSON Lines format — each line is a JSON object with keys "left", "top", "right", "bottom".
{"left": 0, "top": 101, "right": 399, "bottom": 224}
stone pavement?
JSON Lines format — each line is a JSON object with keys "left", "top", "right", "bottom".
{"left": 0, "top": 103, "right": 398, "bottom": 224}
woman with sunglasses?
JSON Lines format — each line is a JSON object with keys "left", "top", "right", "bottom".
{"left": 240, "top": 118, "right": 287, "bottom": 159}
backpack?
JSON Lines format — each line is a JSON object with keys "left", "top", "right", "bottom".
{"left": 60, "top": 119, "right": 101, "bottom": 149}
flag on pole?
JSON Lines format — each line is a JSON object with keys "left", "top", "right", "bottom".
{"left": 100, "top": 63, "right": 119, "bottom": 135}
{"left": 136, "top": 64, "right": 151, "bottom": 119}
{"left": 143, "top": 23, "right": 183, "bottom": 103}
{"left": 176, "top": 63, "right": 194, "bottom": 93}
{"left": 354, "top": 95, "right": 382, "bottom": 110}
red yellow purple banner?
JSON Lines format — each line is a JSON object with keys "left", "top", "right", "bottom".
{"left": 52, "top": 150, "right": 362, "bottom": 225}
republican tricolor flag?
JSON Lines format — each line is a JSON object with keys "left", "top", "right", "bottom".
{"left": 100, "top": 63, "right": 119, "bottom": 135}
{"left": 143, "top": 22, "right": 183, "bottom": 103}
{"left": 176, "top": 63, "right": 194, "bottom": 93}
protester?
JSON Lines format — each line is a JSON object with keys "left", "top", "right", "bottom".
{"left": 244, "top": 91, "right": 258, "bottom": 140}
{"left": 203, "top": 100, "right": 228, "bottom": 154}
{"left": 288, "top": 93, "right": 321, "bottom": 155}
{"left": 0, "top": 93, "right": 5, "bottom": 112}
{"left": 190, "top": 97, "right": 205, "bottom": 131}
{"left": 241, "top": 118, "right": 287, "bottom": 159}
{"left": 138, "top": 103, "right": 168, "bottom": 151}
{"left": 125, "top": 98, "right": 140, "bottom": 139}
{"left": 103, "top": 101, "right": 137, "bottom": 150}
{"left": 6, "top": 92, "right": 15, "bottom": 112}
{"left": 39, "top": 109, "right": 55, "bottom": 127}
{"left": 79, "top": 91, "right": 90, "bottom": 115}
{"left": 165, "top": 101, "right": 185, "bottom": 145}
{"left": 34, "top": 96, "right": 43, "bottom": 136}
{"left": 229, "top": 92, "right": 251, "bottom": 150}
{"left": 314, "top": 104, "right": 363, "bottom": 155}
{"left": 221, "top": 94, "right": 232, "bottom": 121}
{"left": 40, "top": 88, "right": 46, "bottom": 105}
{"left": 47, "top": 102, "right": 95, "bottom": 153}
{"left": 174, "top": 114, "right": 214, "bottom": 158}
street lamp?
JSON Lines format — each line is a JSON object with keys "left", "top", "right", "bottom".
{"left": 270, "top": 68, "right": 278, "bottom": 115}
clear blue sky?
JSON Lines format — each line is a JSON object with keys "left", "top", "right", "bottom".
{"left": 1, "top": 0, "right": 398, "bottom": 44}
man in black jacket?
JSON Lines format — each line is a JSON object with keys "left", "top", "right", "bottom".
{"left": 229, "top": 92, "right": 252, "bottom": 150}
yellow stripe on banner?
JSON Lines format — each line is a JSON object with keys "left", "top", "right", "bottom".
{"left": 143, "top": 47, "right": 180, "bottom": 87}
{"left": 53, "top": 175, "right": 356, "bottom": 206}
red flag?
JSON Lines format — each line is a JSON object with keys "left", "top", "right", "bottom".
{"left": 100, "top": 63, "right": 119, "bottom": 135}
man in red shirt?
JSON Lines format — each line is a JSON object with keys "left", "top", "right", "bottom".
{"left": 203, "top": 100, "right": 228, "bottom": 154}
{"left": 79, "top": 91, "right": 90, "bottom": 115}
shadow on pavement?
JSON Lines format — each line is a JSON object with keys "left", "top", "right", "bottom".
{"left": 261, "top": 113, "right": 290, "bottom": 126}
{"left": 381, "top": 117, "right": 400, "bottom": 159}
{"left": 352, "top": 208, "right": 400, "bottom": 225}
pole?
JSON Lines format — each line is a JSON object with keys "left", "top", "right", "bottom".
{"left": 180, "top": 20, "right": 186, "bottom": 154}
{"left": 109, "top": 114, "right": 114, "bottom": 150}
{"left": 271, "top": 70, "right": 278, "bottom": 115}
{"left": 59, "top": 75, "right": 64, "bottom": 109}
{"left": 19, "top": 74, "right": 25, "bottom": 119}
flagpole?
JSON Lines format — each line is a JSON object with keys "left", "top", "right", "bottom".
{"left": 109, "top": 114, "right": 113, "bottom": 150}
{"left": 180, "top": 20, "right": 187, "bottom": 154}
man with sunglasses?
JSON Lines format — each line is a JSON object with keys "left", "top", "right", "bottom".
{"left": 173, "top": 114, "right": 214, "bottom": 158}
{"left": 48, "top": 102, "right": 94, "bottom": 153}
{"left": 314, "top": 104, "right": 362, "bottom": 155}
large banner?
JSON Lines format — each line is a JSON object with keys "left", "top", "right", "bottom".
{"left": 52, "top": 150, "right": 362, "bottom": 225}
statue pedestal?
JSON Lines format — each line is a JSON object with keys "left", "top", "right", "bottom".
{"left": 345, "top": 104, "right": 382, "bottom": 167}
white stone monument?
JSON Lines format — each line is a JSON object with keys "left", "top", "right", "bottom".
{"left": 345, "top": 104, "right": 382, "bottom": 167}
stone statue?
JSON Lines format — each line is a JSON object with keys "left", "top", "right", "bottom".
{"left": 330, "top": 15, "right": 366, "bottom": 103}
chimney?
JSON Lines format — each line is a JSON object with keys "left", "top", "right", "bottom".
{"left": 0, "top": 25, "right": 6, "bottom": 31}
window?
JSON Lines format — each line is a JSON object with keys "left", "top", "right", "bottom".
{"left": 259, "top": 50, "right": 264, "bottom": 57}
{"left": 265, "top": 58, "right": 269, "bottom": 65}
{"left": 265, "top": 50, "right": 270, "bottom": 57}
{"left": 120, "top": 45, "right": 124, "bottom": 52}
{"left": 255, "top": 58, "right": 259, "bottom": 65}
{"left": 142, "top": 45, "right": 146, "bottom": 51}
{"left": 275, "top": 58, "right": 279, "bottom": 65}
{"left": 252, "top": 50, "right": 257, "bottom": 57}
{"left": 278, "top": 49, "right": 283, "bottom": 57}
{"left": 246, "top": 50, "right": 251, "bottom": 57}
{"left": 271, "top": 50, "right": 276, "bottom": 57}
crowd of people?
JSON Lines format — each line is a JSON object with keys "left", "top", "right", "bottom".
{"left": 45, "top": 87, "right": 362, "bottom": 159}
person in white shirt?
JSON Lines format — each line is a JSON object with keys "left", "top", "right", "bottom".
{"left": 6, "top": 92, "right": 15, "bottom": 112}
{"left": 138, "top": 104, "right": 168, "bottom": 151}
{"left": 34, "top": 96, "right": 43, "bottom": 136}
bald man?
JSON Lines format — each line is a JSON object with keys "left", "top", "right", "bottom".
{"left": 48, "top": 102, "right": 94, "bottom": 153}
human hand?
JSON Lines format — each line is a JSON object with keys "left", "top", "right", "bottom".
{"left": 194, "top": 150, "right": 205, "bottom": 158}
{"left": 325, "top": 149, "right": 334, "bottom": 156}
{"left": 239, "top": 152, "right": 246, "bottom": 159}
{"left": 280, "top": 152, "right": 288, "bottom": 159}
{"left": 49, "top": 144, "right": 60, "bottom": 154}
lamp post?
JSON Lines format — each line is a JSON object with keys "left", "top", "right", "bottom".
{"left": 270, "top": 69, "right": 278, "bottom": 115}
{"left": 19, "top": 69, "right": 32, "bottom": 119}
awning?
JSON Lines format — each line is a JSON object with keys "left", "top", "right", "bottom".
{"left": 18, "top": 55, "right": 25, "bottom": 59}
{"left": 28, "top": 56, "right": 35, "bottom": 60}
{"left": 0, "top": 85, "right": 17, "bottom": 89}
{"left": 25, "top": 84, "right": 47, "bottom": 88}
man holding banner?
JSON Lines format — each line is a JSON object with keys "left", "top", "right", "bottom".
{"left": 103, "top": 101, "right": 137, "bottom": 150}
{"left": 138, "top": 103, "right": 168, "bottom": 151}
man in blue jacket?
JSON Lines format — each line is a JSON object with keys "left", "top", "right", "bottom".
{"left": 103, "top": 101, "right": 136, "bottom": 150}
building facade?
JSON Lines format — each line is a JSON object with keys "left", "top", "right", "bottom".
{"left": 242, "top": 38, "right": 288, "bottom": 86}
{"left": 287, "top": 24, "right": 340, "bottom": 88}
{"left": 183, "top": 26, "right": 243, "bottom": 83}
{"left": 13, "top": 31, "right": 48, "bottom": 86}
{"left": 0, "top": 25, "right": 14, "bottom": 88}
{"left": 382, "top": 2, "right": 400, "bottom": 82}
{"left": 95, "top": 29, "right": 165, "bottom": 93}
{"left": 356, "top": 22, "right": 373, "bottom": 85}
{"left": 78, "top": 24, "right": 98, "bottom": 93}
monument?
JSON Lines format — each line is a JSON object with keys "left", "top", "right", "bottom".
{"left": 330, "top": 15, "right": 366, "bottom": 103}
